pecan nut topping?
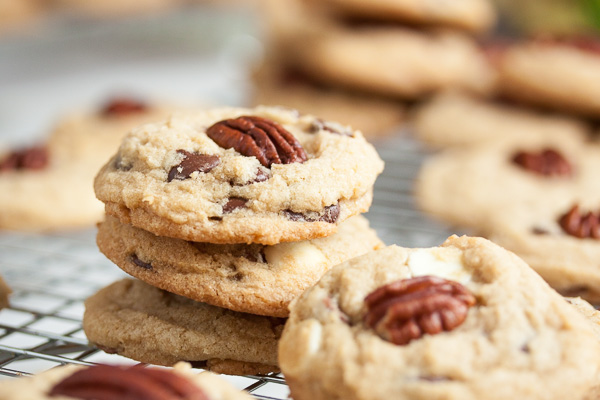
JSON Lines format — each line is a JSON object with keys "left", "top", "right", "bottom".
{"left": 206, "top": 116, "right": 307, "bottom": 168}
{"left": 0, "top": 145, "right": 49, "bottom": 172}
{"left": 559, "top": 205, "right": 600, "bottom": 239}
{"left": 512, "top": 148, "right": 572, "bottom": 177}
{"left": 364, "top": 276, "right": 476, "bottom": 345}
{"left": 49, "top": 364, "right": 209, "bottom": 400}
{"left": 101, "top": 98, "right": 148, "bottom": 117}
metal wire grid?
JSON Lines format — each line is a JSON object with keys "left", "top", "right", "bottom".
{"left": 0, "top": 135, "right": 451, "bottom": 398}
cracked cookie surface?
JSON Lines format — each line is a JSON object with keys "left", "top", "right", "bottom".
{"left": 279, "top": 236, "right": 600, "bottom": 400}
{"left": 94, "top": 106, "right": 383, "bottom": 244}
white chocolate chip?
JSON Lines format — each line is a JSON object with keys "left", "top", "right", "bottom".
{"left": 407, "top": 248, "right": 472, "bottom": 285}
{"left": 264, "top": 241, "right": 327, "bottom": 269}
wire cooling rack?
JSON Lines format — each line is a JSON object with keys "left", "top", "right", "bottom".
{"left": 0, "top": 135, "right": 451, "bottom": 398}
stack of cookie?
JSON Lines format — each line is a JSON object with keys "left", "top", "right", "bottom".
{"left": 252, "top": 0, "right": 496, "bottom": 138}
{"left": 84, "top": 105, "right": 385, "bottom": 375}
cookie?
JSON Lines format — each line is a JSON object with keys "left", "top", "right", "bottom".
{"left": 279, "top": 236, "right": 600, "bottom": 400}
{"left": 0, "top": 275, "right": 10, "bottom": 309}
{"left": 83, "top": 279, "right": 283, "bottom": 375}
{"left": 52, "top": 0, "right": 178, "bottom": 18}
{"left": 252, "top": 58, "right": 405, "bottom": 139}
{"left": 0, "top": 0, "right": 42, "bottom": 35}
{"left": 279, "top": 22, "right": 495, "bottom": 100}
{"left": 94, "top": 106, "right": 384, "bottom": 245}
{"left": 0, "top": 362, "right": 252, "bottom": 400}
{"left": 412, "top": 91, "right": 590, "bottom": 148}
{"left": 97, "top": 214, "right": 382, "bottom": 317}
{"left": 415, "top": 133, "right": 588, "bottom": 230}
{"left": 303, "top": 0, "right": 496, "bottom": 33}
{"left": 0, "top": 98, "right": 171, "bottom": 231}
{"left": 497, "top": 39, "right": 600, "bottom": 118}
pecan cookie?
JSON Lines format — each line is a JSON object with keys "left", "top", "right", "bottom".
{"left": 94, "top": 106, "right": 384, "bottom": 245}
{"left": 416, "top": 136, "right": 600, "bottom": 302}
{"left": 303, "top": 0, "right": 496, "bottom": 33}
{"left": 497, "top": 39, "right": 600, "bottom": 117}
{"left": 0, "top": 362, "right": 252, "bottom": 400}
{"left": 83, "top": 279, "right": 283, "bottom": 375}
{"left": 97, "top": 215, "right": 382, "bottom": 317}
{"left": 412, "top": 91, "right": 590, "bottom": 148}
{"left": 279, "top": 236, "right": 600, "bottom": 400}
{"left": 0, "top": 98, "right": 171, "bottom": 231}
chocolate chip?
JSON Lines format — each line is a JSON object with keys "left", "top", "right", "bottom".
{"left": 309, "top": 119, "right": 354, "bottom": 137}
{"left": 231, "top": 272, "right": 244, "bottom": 281}
{"left": 167, "top": 150, "right": 220, "bottom": 182}
{"left": 223, "top": 197, "right": 247, "bottom": 214}
{"left": 319, "top": 204, "right": 340, "bottom": 223}
{"left": 113, "top": 154, "right": 132, "bottom": 171}
{"left": 254, "top": 169, "right": 270, "bottom": 183}
{"left": 209, "top": 216, "right": 223, "bottom": 221}
{"left": 283, "top": 203, "right": 340, "bottom": 223}
{"left": 101, "top": 98, "right": 147, "bottom": 117}
{"left": 532, "top": 227, "right": 549, "bottom": 235}
{"left": 188, "top": 360, "right": 208, "bottom": 369}
{"left": 131, "top": 254, "right": 152, "bottom": 270}
{"left": 283, "top": 210, "right": 306, "bottom": 222}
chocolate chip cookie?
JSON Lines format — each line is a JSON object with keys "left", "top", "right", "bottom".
{"left": 0, "top": 362, "right": 252, "bottom": 399}
{"left": 412, "top": 91, "right": 590, "bottom": 148}
{"left": 279, "top": 236, "right": 600, "bottom": 400}
{"left": 97, "top": 214, "right": 383, "bottom": 317}
{"left": 0, "top": 98, "right": 171, "bottom": 231}
{"left": 83, "top": 279, "right": 283, "bottom": 375}
{"left": 94, "top": 106, "right": 384, "bottom": 245}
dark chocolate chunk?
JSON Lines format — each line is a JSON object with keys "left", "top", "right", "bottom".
{"left": 167, "top": 150, "right": 220, "bottom": 182}
{"left": 223, "top": 198, "right": 248, "bottom": 214}
{"left": 131, "top": 254, "right": 152, "bottom": 270}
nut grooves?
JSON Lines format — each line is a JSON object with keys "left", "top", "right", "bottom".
{"left": 364, "top": 276, "right": 475, "bottom": 345}
{"left": 206, "top": 115, "right": 307, "bottom": 168}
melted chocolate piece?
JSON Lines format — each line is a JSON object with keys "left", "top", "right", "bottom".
{"left": 283, "top": 203, "right": 340, "bottom": 223}
{"left": 167, "top": 150, "right": 220, "bottom": 182}
{"left": 131, "top": 254, "right": 153, "bottom": 270}
{"left": 223, "top": 198, "right": 248, "bottom": 213}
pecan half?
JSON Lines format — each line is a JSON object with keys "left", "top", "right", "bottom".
{"left": 101, "top": 98, "right": 148, "bottom": 117}
{"left": 206, "top": 116, "right": 307, "bottom": 168}
{"left": 512, "top": 148, "right": 572, "bottom": 177}
{"left": 167, "top": 150, "right": 220, "bottom": 182}
{"left": 48, "top": 364, "right": 209, "bottom": 400}
{"left": 558, "top": 205, "right": 600, "bottom": 239}
{"left": 364, "top": 276, "right": 475, "bottom": 346}
{"left": 0, "top": 145, "right": 49, "bottom": 172}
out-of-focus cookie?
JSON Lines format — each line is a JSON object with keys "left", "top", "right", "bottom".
{"left": 415, "top": 134, "right": 587, "bottom": 229}
{"left": 497, "top": 39, "right": 600, "bottom": 118}
{"left": 412, "top": 91, "right": 590, "bottom": 148}
{"left": 281, "top": 23, "right": 495, "bottom": 100}
{"left": 252, "top": 59, "right": 405, "bottom": 139}
{"left": 0, "top": 275, "right": 10, "bottom": 309}
{"left": 52, "top": 0, "right": 178, "bottom": 18}
{"left": 94, "top": 106, "right": 384, "bottom": 245}
{"left": 485, "top": 200, "right": 600, "bottom": 303}
{"left": 304, "top": 0, "right": 496, "bottom": 33}
{"left": 83, "top": 279, "right": 283, "bottom": 375}
{"left": 0, "top": 98, "right": 171, "bottom": 231}
{"left": 0, "top": 362, "right": 252, "bottom": 400}
{"left": 0, "top": 0, "right": 42, "bottom": 35}
{"left": 279, "top": 236, "right": 600, "bottom": 400}
{"left": 416, "top": 135, "right": 600, "bottom": 302}
{"left": 97, "top": 214, "right": 383, "bottom": 317}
